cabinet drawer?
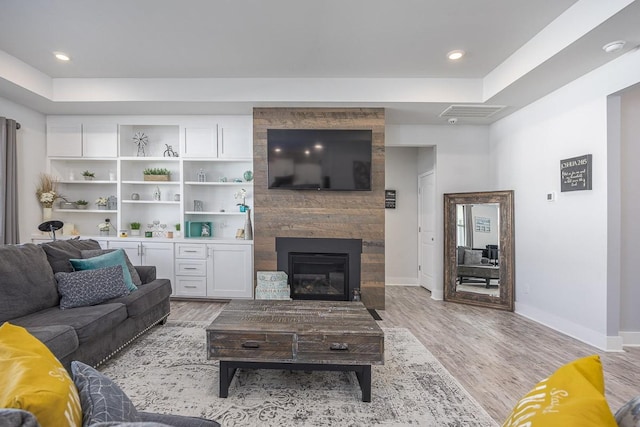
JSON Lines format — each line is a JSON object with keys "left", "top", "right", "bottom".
{"left": 297, "top": 334, "right": 384, "bottom": 363}
{"left": 175, "top": 277, "right": 207, "bottom": 297}
{"left": 207, "top": 332, "right": 294, "bottom": 361}
{"left": 175, "top": 259, "right": 207, "bottom": 276}
{"left": 175, "top": 244, "right": 207, "bottom": 259}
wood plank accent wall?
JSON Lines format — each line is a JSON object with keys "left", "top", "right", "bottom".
{"left": 253, "top": 108, "right": 386, "bottom": 309}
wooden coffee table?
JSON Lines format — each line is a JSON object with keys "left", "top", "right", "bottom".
{"left": 206, "top": 300, "right": 384, "bottom": 402}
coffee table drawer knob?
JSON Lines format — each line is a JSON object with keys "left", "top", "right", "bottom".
{"left": 241, "top": 341, "right": 261, "bottom": 349}
{"left": 329, "top": 343, "right": 349, "bottom": 351}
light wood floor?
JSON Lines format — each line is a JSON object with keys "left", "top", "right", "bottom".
{"left": 169, "top": 286, "right": 640, "bottom": 423}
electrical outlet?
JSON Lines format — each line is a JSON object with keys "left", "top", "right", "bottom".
{"left": 546, "top": 192, "right": 556, "bottom": 202}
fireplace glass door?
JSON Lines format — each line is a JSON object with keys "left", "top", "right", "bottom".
{"left": 289, "top": 252, "right": 349, "bottom": 300}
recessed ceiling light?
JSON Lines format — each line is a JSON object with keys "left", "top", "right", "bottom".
{"left": 447, "top": 50, "right": 465, "bottom": 60}
{"left": 602, "top": 40, "right": 625, "bottom": 53}
{"left": 54, "top": 52, "right": 70, "bottom": 61}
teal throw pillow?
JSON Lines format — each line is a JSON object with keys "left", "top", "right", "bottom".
{"left": 70, "top": 249, "right": 137, "bottom": 292}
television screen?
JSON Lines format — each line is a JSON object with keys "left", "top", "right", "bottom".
{"left": 267, "top": 129, "right": 372, "bottom": 191}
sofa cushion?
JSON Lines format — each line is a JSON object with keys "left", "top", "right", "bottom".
{"left": 56, "top": 265, "right": 130, "bottom": 310}
{"left": 502, "top": 355, "right": 617, "bottom": 426}
{"left": 39, "top": 238, "right": 102, "bottom": 274}
{"left": 0, "top": 243, "right": 59, "bottom": 323}
{"left": 463, "top": 249, "right": 483, "bottom": 265}
{"left": 0, "top": 323, "right": 82, "bottom": 427}
{"left": 615, "top": 395, "right": 640, "bottom": 427}
{"left": 82, "top": 249, "right": 142, "bottom": 288}
{"left": 0, "top": 409, "right": 41, "bottom": 427}
{"left": 71, "top": 361, "right": 140, "bottom": 426}
{"left": 70, "top": 250, "right": 137, "bottom": 292}
{"left": 22, "top": 324, "right": 79, "bottom": 361}
{"left": 11, "top": 303, "right": 128, "bottom": 344}
{"left": 107, "top": 279, "right": 172, "bottom": 318}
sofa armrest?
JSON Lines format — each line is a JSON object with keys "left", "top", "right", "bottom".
{"left": 138, "top": 412, "right": 220, "bottom": 427}
{"left": 135, "top": 266, "right": 156, "bottom": 284}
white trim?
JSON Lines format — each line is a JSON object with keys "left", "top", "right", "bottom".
{"left": 386, "top": 277, "right": 419, "bottom": 286}
{"left": 620, "top": 331, "right": 640, "bottom": 347}
{"left": 515, "top": 301, "right": 623, "bottom": 351}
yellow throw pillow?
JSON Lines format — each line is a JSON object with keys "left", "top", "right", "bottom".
{"left": 503, "top": 355, "right": 617, "bottom": 427}
{"left": 0, "top": 323, "right": 82, "bottom": 427}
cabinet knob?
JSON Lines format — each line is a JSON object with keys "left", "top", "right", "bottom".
{"left": 241, "top": 341, "right": 260, "bottom": 349}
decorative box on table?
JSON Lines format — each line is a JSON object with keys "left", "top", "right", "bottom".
{"left": 255, "top": 271, "right": 291, "bottom": 300}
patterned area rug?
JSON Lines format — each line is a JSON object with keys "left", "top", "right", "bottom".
{"left": 100, "top": 321, "right": 498, "bottom": 426}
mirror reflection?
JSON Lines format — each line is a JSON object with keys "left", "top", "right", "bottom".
{"left": 455, "top": 203, "right": 500, "bottom": 297}
{"left": 444, "top": 190, "right": 514, "bottom": 311}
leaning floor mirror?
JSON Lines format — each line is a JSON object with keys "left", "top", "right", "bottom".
{"left": 443, "top": 190, "right": 515, "bottom": 311}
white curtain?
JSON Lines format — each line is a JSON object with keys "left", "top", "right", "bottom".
{"left": 0, "top": 117, "right": 19, "bottom": 244}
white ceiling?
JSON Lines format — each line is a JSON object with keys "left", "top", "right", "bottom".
{"left": 0, "top": 0, "right": 639, "bottom": 124}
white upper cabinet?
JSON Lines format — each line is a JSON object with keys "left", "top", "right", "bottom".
{"left": 47, "top": 121, "right": 82, "bottom": 157}
{"left": 83, "top": 123, "right": 118, "bottom": 157}
{"left": 183, "top": 116, "right": 252, "bottom": 159}
{"left": 217, "top": 116, "right": 252, "bottom": 159}
{"left": 47, "top": 118, "right": 118, "bottom": 158}
{"left": 183, "top": 127, "right": 218, "bottom": 158}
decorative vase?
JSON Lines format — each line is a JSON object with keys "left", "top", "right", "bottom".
{"left": 100, "top": 230, "right": 109, "bottom": 237}
{"left": 243, "top": 170, "right": 253, "bottom": 181}
{"left": 130, "top": 230, "right": 141, "bottom": 236}
{"left": 244, "top": 209, "right": 253, "bottom": 240}
{"left": 98, "top": 205, "right": 106, "bottom": 210}
{"left": 240, "top": 205, "right": 247, "bottom": 213}
{"left": 153, "top": 186, "right": 161, "bottom": 201}
{"left": 43, "top": 207, "right": 52, "bottom": 221}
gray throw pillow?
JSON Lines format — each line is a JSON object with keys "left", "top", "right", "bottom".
{"left": 39, "top": 238, "right": 102, "bottom": 273}
{"left": 71, "top": 361, "right": 140, "bottom": 427}
{"left": 615, "top": 395, "right": 640, "bottom": 427}
{"left": 463, "top": 249, "right": 482, "bottom": 265}
{"left": 81, "top": 249, "right": 142, "bottom": 288}
{"left": 55, "top": 265, "right": 129, "bottom": 309}
{"left": 0, "top": 409, "right": 41, "bottom": 427}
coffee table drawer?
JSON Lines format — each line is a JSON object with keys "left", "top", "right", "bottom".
{"left": 297, "top": 334, "right": 384, "bottom": 363}
{"left": 208, "top": 332, "right": 294, "bottom": 360}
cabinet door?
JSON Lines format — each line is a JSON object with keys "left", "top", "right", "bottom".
{"left": 184, "top": 127, "right": 218, "bottom": 158}
{"left": 207, "top": 244, "right": 253, "bottom": 298}
{"left": 107, "top": 241, "right": 142, "bottom": 264}
{"left": 141, "top": 242, "right": 175, "bottom": 282}
{"left": 217, "top": 116, "right": 252, "bottom": 159}
{"left": 47, "top": 122, "right": 82, "bottom": 157}
{"left": 83, "top": 123, "right": 118, "bottom": 158}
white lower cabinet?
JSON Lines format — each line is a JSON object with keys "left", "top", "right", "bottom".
{"left": 175, "top": 242, "right": 253, "bottom": 299}
{"left": 108, "top": 240, "right": 175, "bottom": 292}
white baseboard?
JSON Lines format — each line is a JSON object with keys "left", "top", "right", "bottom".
{"left": 620, "top": 331, "right": 640, "bottom": 347}
{"left": 386, "top": 277, "right": 418, "bottom": 286}
{"left": 515, "top": 302, "right": 623, "bottom": 352}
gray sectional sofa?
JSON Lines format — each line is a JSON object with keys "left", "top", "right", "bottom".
{"left": 0, "top": 238, "right": 172, "bottom": 370}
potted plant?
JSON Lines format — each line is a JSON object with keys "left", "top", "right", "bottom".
{"left": 98, "top": 219, "right": 111, "bottom": 236}
{"left": 75, "top": 199, "right": 89, "bottom": 210}
{"left": 35, "top": 173, "right": 61, "bottom": 220}
{"left": 130, "top": 222, "right": 141, "bottom": 236}
{"left": 82, "top": 170, "right": 95, "bottom": 181}
{"left": 175, "top": 223, "right": 181, "bottom": 238}
{"left": 95, "top": 197, "right": 108, "bottom": 210}
{"left": 234, "top": 188, "right": 248, "bottom": 212}
{"left": 143, "top": 168, "right": 171, "bottom": 181}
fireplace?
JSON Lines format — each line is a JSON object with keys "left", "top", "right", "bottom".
{"left": 276, "top": 237, "right": 362, "bottom": 301}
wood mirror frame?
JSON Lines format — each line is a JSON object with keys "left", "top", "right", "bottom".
{"left": 443, "top": 190, "right": 515, "bottom": 311}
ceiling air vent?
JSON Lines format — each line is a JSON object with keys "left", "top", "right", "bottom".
{"left": 439, "top": 104, "right": 505, "bottom": 118}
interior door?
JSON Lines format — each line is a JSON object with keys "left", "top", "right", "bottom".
{"left": 418, "top": 172, "right": 435, "bottom": 291}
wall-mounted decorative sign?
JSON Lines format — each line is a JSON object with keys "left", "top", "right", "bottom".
{"left": 474, "top": 216, "right": 490, "bottom": 233}
{"left": 385, "top": 190, "right": 396, "bottom": 209}
{"left": 561, "top": 154, "right": 592, "bottom": 192}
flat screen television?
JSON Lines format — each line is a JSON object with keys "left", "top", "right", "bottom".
{"left": 267, "top": 129, "right": 372, "bottom": 191}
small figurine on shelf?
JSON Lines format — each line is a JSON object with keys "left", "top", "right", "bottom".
{"left": 197, "top": 168, "right": 206, "bottom": 182}
{"left": 163, "top": 144, "right": 178, "bottom": 157}
{"left": 153, "top": 186, "right": 161, "bottom": 201}
{"left": 201, "top": 223, "right": 211, "bottom": 237}
{"left": 133, "top": 132, "right": 148, "bottom": 157}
